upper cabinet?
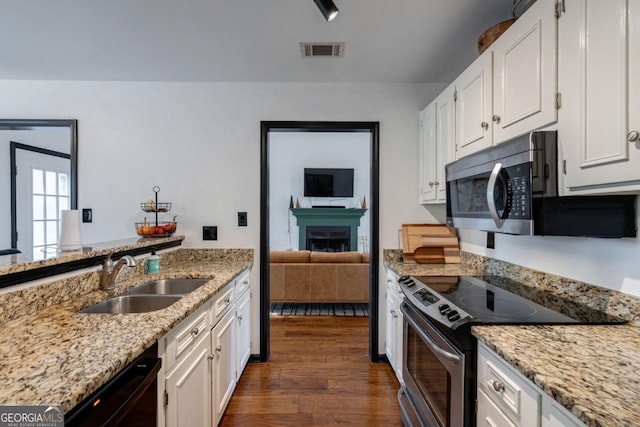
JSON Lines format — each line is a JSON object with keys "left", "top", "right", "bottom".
{"left": 455, "top": 53, "right": 493, "bottom": 158}
{"left": 452, "top": 0, "right": 558, "bottom": 159}
{"left": 559, "top": 0, "right": 640, "bottom": 193}
{"left": 420, "top": 84, "right": 455, "bottom": 204}
{"left": 491, "top": 0, "right": 558, "bottom": 143}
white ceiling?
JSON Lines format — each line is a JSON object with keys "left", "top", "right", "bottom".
{"left": 0, "top": 0, "right": 513, "bottom": 83}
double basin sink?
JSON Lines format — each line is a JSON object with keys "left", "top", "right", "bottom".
{"left": 80, "top": 278, "right": 210, "bottom": 314}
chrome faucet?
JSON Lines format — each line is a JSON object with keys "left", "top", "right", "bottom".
{"left": 99, "top": 253, "right": 136, "bottom": 290}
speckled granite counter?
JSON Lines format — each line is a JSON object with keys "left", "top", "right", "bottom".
{"left": 383, "top": 249, "right": 479, "bottom": 276}
{"left": 0, "top": 235, "right": 184, "bottom": 276}
{"left": 0, "top": 248, "right": 253, "bottom": 412}
{"left": 473, "top": 325, "right": 640, "bottom": 427}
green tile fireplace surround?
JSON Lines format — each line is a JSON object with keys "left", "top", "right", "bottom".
{"left": 291, "top": 208, "right": 366, "bottom": 251}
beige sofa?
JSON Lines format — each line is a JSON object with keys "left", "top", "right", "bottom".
{"left": 270, "top": 250, "right": 369, "bottom": 303}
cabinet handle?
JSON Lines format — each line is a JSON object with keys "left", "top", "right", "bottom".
{"left": 238, "top": 315, "right": 243, "bottom": 321}
{"left": 207, "top": 354, "right": 214, "bottom": 361}
{"left": 215, "top": 346, "right": 222, "bottom": 353}
{"left": 190, "top": 327, "right": 199, "bottom": 336}
{"left": 434, "top": 181, "right": 439, "bottom": 186}
{"left": 628, "top": 131, "right": 639, "bottom": 142}
{"left": 492, "top": 115, "right": 501, "bottom": 123}
{"left": 492, "top": 380, "right": 506, "bottom": 393}
{"left": 481, "top": 121, "right": 489, "bottom": 130}
{"left": 225, "top": 297, "right": 231, "bottom": 304}
{"left": 429, "top": 181, "right": 434, "bottom": 187}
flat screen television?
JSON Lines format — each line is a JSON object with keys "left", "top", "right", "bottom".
{"left": 304, "top": 168, "right": 354, "bottom": 197}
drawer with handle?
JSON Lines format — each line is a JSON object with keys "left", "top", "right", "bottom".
{"left": 235, "top": 270, "right": 250, "bottom": 299}
{"left": 163, "top": 302, "right": 209, "bottom": 370}
{"left": 478, "top": 344, "right": 541, "bottom": 426}
{"left": 211, "top": 282, "right": 235, "bottom": 327}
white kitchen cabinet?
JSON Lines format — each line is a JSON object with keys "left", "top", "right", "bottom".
{"left": 455, "top": 53, "right": 493, "bottom": 158}
{"left": 164, "top": 332, "right": 212, "bottom": 427}
{"left": 420, "top": 84, "right": 455, "bottom": 204}
{"left": 559, "top": 0, "right": 640, "bottom": 193}
{"left": 491, "top": 0, "right": 558, "bottom": 144}
{"left": 477, "top": 388, "right": 516, "bottom": 427}
{"left": 159, "top": 269, "right": 253, "bottom": 427}
{"left": 478, "top": 342, "right": 586, "bottom": 427}
{"left": 384, "top": 269, "right": 403, "bottom": 382}
{"left": 235, "top": 286, "right": 251, "bottom": 377}
{"left": 452, "top": 0, "right": 558, "bottom": 160}
{"left": 419, "top": 102, "right": 437, "bottom": 203}
{"left": 211, "top": 308, "right": 236, "bottom": 426}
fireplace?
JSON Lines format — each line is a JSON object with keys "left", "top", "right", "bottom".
{"left": 306, "top": 226, "right": 350, "bottom": 252}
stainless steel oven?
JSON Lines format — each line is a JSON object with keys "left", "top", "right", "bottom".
{"left": 399, "top": 301, "right": 468, "bottom": 427}
{"left": 396, "top": 274, "right": 628, "bottom": 427}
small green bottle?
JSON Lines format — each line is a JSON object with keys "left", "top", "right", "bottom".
{"left": 146, "top": 251, "right": 160, "bottom": 275}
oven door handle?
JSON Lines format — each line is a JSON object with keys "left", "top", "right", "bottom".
{"left": 487, "top": 162, "right": 505, "bottom": 228}
{"left": 404, "top": 307, "right": 460, "bottom": 365}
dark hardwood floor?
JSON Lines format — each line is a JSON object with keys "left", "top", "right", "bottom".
{"left": 219, "top": 316, "right": 402, "bottom": 426}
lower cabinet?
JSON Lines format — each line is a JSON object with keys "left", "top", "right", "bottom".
{"left": 211, "top": 309, "right": 236, "bottom": 426}
{"left": 385, "top": 269, "right": 403, "bottom": 382}
{"left": 164, "top": 333, "right": 212, "bottom": 427}
{"left": 478, "top": 342, "right": 586, "bottom": 427}
{"left": 160, "top": 269, "right": 252, "bottom": 427}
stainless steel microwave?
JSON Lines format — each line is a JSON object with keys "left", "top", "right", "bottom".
{"left": 445, "top": 131, "right": 637, "bottom": 237}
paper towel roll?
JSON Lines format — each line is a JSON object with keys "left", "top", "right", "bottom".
{"left": 59, "top": 210, "right": 82, "bottom": 251}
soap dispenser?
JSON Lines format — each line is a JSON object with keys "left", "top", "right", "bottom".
{"left": 146, "top": 251, "right": 160, "bottom": 275}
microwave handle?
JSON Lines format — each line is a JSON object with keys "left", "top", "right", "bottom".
{"left": 487, "top": 163, "right": 505, "bottom": 228}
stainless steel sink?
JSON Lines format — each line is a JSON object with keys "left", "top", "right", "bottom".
{"left": 127, "top": 278, "right": 209, "bottom": 296}
{"left": 80, "top": 295, "right": 183, "bottom": 314}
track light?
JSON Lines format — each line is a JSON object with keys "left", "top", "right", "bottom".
{"left": 314, "top": 0, "right": 339, "bottom": 21}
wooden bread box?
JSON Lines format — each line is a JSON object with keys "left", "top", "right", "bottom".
{"left": 401, "top": 224, "right": 461, "bottom": 264}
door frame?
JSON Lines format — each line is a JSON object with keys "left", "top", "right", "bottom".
{"left": 259, "top": 121, "right": 382, "bottom": 362}
{"left": 10, "top": 141, "right": 73, "bottom": 249}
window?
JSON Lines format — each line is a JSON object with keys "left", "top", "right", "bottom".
{"left": 32, "top": 168, "right": 69, "bottom": 259}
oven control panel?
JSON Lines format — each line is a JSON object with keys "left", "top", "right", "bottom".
{"left": 398, "top": 275, "right": 472, "bottom": 328}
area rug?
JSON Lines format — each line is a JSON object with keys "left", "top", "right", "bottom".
{"left": 270, "top": 303, "right": 369, "bottom": 317}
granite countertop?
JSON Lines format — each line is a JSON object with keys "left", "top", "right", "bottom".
{"left": 0, "top": 235, "right": 184, "bottom": 276}
{"left": 383, "top": 249, "right": 479, "bottom": 277}
{"left": 473, "top": 325, "right": 640, "bottom": 427}
{"left": 0, "top": 248, "right": 252, "bottom": 412}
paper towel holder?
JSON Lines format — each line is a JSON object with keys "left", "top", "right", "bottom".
{"left": 59, "top": 209, "right": 82, "bottom": 251}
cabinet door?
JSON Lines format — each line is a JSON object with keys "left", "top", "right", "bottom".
{"left": 236, "top": 290, "right": 251, "bottom": 377}
{"left": 419, "top": 103, "right": 437, "bottom": 203}
{"left": 455, "top": 52, "right": 493, "bottom": 158}
{"left": 561, "top": 0, "right": 640, "bottom": 191}
{"left": 542, "top": 397, "right": 586, "bottom": 427}
{"left": 165, "top": 334, "right": 211, "bottom": 427}
{"left": 435, "top": 86, "right": 455, "bottom": 202}
{"left": 211, "top": 309, "right": 236, "bottom": 425}
{"left": 477, "top": 389, "right": 517, "bottom": 427}
{"left": 384, "top": 288, "right": 397, "bottom": 369}
{"left": 393, "top": 295, "right": 404, "bottom": 382}
{"left": 492, "top": 0, "right": 557, "bottom": 144}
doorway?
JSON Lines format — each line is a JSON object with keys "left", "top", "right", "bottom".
{"left": 259, "top": 121, "right": 381, "bottom": 362}
{"left": 12, "top": 142, "right": 71, "bottom": 257}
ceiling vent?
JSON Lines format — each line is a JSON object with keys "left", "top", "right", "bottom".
{"left": 300, "top": 42, "right": 345, "bottom": 58}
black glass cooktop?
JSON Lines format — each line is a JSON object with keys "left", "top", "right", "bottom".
{"left": 408, "top": 275, "right": 627, "bottom": 325}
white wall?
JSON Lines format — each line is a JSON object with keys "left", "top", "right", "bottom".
{"left": 0, "top": 128, "right": 69, "bottom": 249}
{"left": 459, "top": 221, "right": 640, "bottom": 296}
{"left": 0, "top": 79, "right": 446, "bottom": 355}
{"left": 269, "top": 132, "right": 371, "bottom": 251}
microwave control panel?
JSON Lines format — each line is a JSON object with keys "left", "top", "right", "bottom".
{"left": 504, "top": 164, "right": 531, "bottom": 219}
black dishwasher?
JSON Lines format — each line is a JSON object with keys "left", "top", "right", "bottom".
{"left": 65, "top": 343, "right": 161, "bottom": 427}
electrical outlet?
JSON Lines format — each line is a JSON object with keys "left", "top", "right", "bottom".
{"left": 203, "top": 226, "right": 218, "bottom": 241}
{"left": 238, "top": 212, "right": 247, "bottom": 227}
{"left": 487, "top": 232, "right": 495, "bottom": 249}
{"left": 82, "top": 208, "right": 92, "bottom": 223}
